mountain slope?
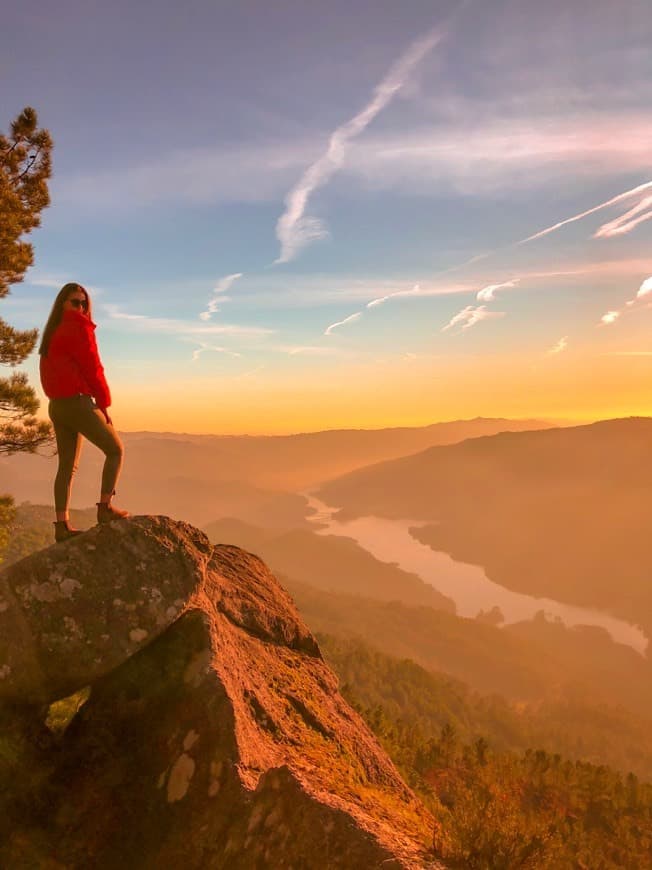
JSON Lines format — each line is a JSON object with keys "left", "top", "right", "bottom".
{"left": 317, "top": 417, "right": 652, "bottom": 637}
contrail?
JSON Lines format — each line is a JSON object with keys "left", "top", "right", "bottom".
{"left": 324, "top": 312, "right": 362, "bottom": 335}
{"left": 517, "top": 181, "right": 652, "bottom": 245}
{"left": 274, "top": 29, "right": 443, "bottom": 264}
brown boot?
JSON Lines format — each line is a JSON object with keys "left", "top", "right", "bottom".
{"left": 96, "top": 501, "right": 130, "bottom": 523}
{"left": 54, "top": 521, "right": 84, "bottom": 543}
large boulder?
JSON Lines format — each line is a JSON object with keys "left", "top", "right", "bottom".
{"left": 0, "top": 518, "right": 440, "bottom": 868}
{"left": 0, "top": 516, "right": 212, "bottom": 704}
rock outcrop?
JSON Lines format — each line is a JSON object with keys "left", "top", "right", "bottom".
{"left": 0, "top": 517, "right": 440, "bottom": 868}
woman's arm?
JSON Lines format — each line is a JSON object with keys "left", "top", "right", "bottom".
{"left": 73, "top": 321, "right": 112, "bottom": 412}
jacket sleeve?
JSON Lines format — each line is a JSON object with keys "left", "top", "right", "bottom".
{"left": 73, "top": 322, "right": 112, "bottom": 409}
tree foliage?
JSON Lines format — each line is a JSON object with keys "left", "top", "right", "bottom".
{"left": 321, "top": 634, "right": 652, "bottom": 867}
{"left": 0, "top": 107, "right": 53, "bottom": 454}
{"left": 0, "top": 496, "right": 16, "bottom": 565}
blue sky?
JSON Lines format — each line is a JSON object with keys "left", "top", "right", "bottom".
{"left": 2, "top": 0, "right": 652, "bottom": 432}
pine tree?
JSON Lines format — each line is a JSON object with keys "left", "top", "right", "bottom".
{"left": 0, "top": 106, "right": 53, "bottom": 454}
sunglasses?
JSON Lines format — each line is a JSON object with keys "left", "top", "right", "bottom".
{"left": 69, "top": 298, "right": 88, "bottom": 311}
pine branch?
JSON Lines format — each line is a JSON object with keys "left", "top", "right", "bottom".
{"left": 0, "top": 419, "right": 52, "bottom": 455}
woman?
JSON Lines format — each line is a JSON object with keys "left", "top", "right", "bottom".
{"left": 39, "top": 282, "right": 129, "bottom": 542}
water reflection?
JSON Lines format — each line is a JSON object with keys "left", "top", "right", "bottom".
{"left": 306, "top": 496, "right": 649, "bottom": 656}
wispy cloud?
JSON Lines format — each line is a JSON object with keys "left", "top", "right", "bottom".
{"left": 274, "top": 30, "right": 442, "bottom": 264}
{"left": 324, "top": 312, "right": 363, "bottom": 335}
{"left": 281, "top": 345, "right": 343, "bottom": 356}
{"left": 190, "top": 342, "right": 242, "bottom": 362}
{"left": 637, "top": 276, "right": 652, "bottom": 299}
{"left": 441, "top": 304, "right": 504, "bottom": 333}
{"left": 347, "top": 115, "right": 652, "bottom": 197}
{"left": 200, "top": 272, "right": 243, "bottom": 321}
{"left": 598, "top": 276, "right": 652, "bottom": 326}
{"left": 25, "top": 274, "right": 69, "bottom": 289}
{"left": 605, "top": 351, "right": 652, "bottom": 356}
{"left": 594, "top": 195, "right": 652, "bottom": 238}
{"left": 234, "top": 364, "right": 266, "bottom": 380}
{"left": 366, "top": 283, "right": 421, "bottom": 308}
{"left": 548, "top": 336, "right": 568, "bottom": 354}
{"left": 518, "top": 181, "right": 652, "bottom": 244}
{"left": 103, "top": 304, "right": 274, "bottom": 337}
{"left": 55, "top": 141, "right": 319, "bottom": 212}
{"left": 476, "top": 279, "right": 518, "bottom": 302}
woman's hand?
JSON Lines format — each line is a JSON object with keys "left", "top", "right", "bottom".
{"left": 100, "top": 408, "right": 112, "bottom": 426}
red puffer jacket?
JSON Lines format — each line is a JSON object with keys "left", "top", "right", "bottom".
{"left": 40, "top": 309, "right": 111, "bottom": 409}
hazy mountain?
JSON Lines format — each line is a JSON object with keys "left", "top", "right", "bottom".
{"left": 319, "top": 633, "right": 652, "bottom": 781}
{"left": 0, "top": 417, "right": 553, "bottom": 523}
{"left": 283, "top": 577, "right": 652, "bottom": 719}
{"left": 317, "top": 417, "right": 652, "bottom": 638}
{"left": 201, "top": 516, "right": 652, "bottom": 719}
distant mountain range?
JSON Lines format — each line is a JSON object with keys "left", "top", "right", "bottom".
{"left": 317, "top": 416, "right": 652, "bottom": 638}
{"left": 0, "top": 417, "right": 552, "bottom": 526}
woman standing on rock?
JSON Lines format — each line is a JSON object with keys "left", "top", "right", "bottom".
{"left": 39, "top": 282, "right": 129, "bottom": 542}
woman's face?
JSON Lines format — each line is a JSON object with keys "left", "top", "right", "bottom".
{"left": 64, "top": 288, "right": 89, "bottom": 316}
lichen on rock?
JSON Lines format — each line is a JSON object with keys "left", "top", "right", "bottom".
{"left": 0, "top": 515, "right": 439, "bottom": 869}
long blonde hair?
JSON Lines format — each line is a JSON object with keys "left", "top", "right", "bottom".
{"left": 38, "top": 283, "right": 93, "bottom": 356}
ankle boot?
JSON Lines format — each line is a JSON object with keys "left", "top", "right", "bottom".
{"left": 96, "top": 501, "right": 130, "bottom": 523}
{"left": 53, "top": 521, "right": 84, "bottom": 543}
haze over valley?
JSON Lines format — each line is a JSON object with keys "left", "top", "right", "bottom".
{"left": 5, "top": 415, "right": 651, "bottom": 789}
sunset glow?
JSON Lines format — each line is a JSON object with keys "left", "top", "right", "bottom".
{"left": 3, "top": 0, "right": 651, "bottom": 434}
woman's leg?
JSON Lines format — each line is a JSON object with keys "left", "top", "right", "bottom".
{"left": 49, "top": 406, "right": 82, "bottom": 520}
{"left": 67, "top": 398, "right": 125, "bottom": 499}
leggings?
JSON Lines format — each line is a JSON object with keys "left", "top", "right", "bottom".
{"left": 49, "top": 395, "right": 124, "bottom": 512}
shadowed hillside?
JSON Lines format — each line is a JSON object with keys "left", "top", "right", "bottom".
{"left": 317, "top": 417, "right": 652, "bottom": 639}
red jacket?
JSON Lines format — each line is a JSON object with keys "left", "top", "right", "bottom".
{"left": 40, "top": 309, "right": 111, "bottom": 409}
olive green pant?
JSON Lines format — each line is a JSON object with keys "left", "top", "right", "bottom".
{"left": 49, "top": 395, "right": 124, "bottom": 512}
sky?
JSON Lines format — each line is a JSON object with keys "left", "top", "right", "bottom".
{"left": 2, "top": 0, "right": 652, "bottom": 434}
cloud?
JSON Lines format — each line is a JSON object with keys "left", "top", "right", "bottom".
{"left": 103, "top": 304, "right": 274, "bottom": 337}
{"left": 476, "top": 279, "right": 518, "bottom": 302}
{"left": 324, "top": 312, "right": 363, "bottom": 335}
{"left": 594, "top": 196, "right": 652, "bottom": 239}
{"left": 548, "top": 336, "right": 568, "bottom": 354}
{"left": 517, "top": 181, "right": 652, "bottom": 245}
{"left": 441, "top": 305, "right": 504, "bottom": 333}
{"left": 366, "top": 283, "right": 421, "bottom": 308}
{"left": 346, "top": 115, "right": 652, "bottom": 198}
{"left": 595, "top": 275, "right": 652, "bottom": 327}
{"left": 234, "top": 365, "right": 266, "bottom": 380}
{"left": 199, "top": 272, "right": 243, "bottom": 321}
{"left": 190, "top": 342, "right": 242, "bottom": 362}
{"left": 637, "top": 276, "right": 652, "bottom": 299}
{"left": 605, "top": 351, "right": 652, "bottom": 356}
{"left": 55, "top": 141, "right": 319, "bottom": 212}
{"left": 282, "top": 345, "right": 342, "bottom": 356}
{"left": 25, "top": 275, "right": 69, "bottom": 289}
{"left": 274, "top": 30, "right": 442, "bottom": 264}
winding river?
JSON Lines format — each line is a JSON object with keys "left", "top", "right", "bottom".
{"left": 305, "top": 495, "right": 649, "bottom": 656}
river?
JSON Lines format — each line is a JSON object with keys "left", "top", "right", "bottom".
{"left": 305, "top": 495, "right": 649, "bottom": 656}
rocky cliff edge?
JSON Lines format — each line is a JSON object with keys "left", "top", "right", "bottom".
{"left": 0, "top": 516, "right": 440, "bottom": 869}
